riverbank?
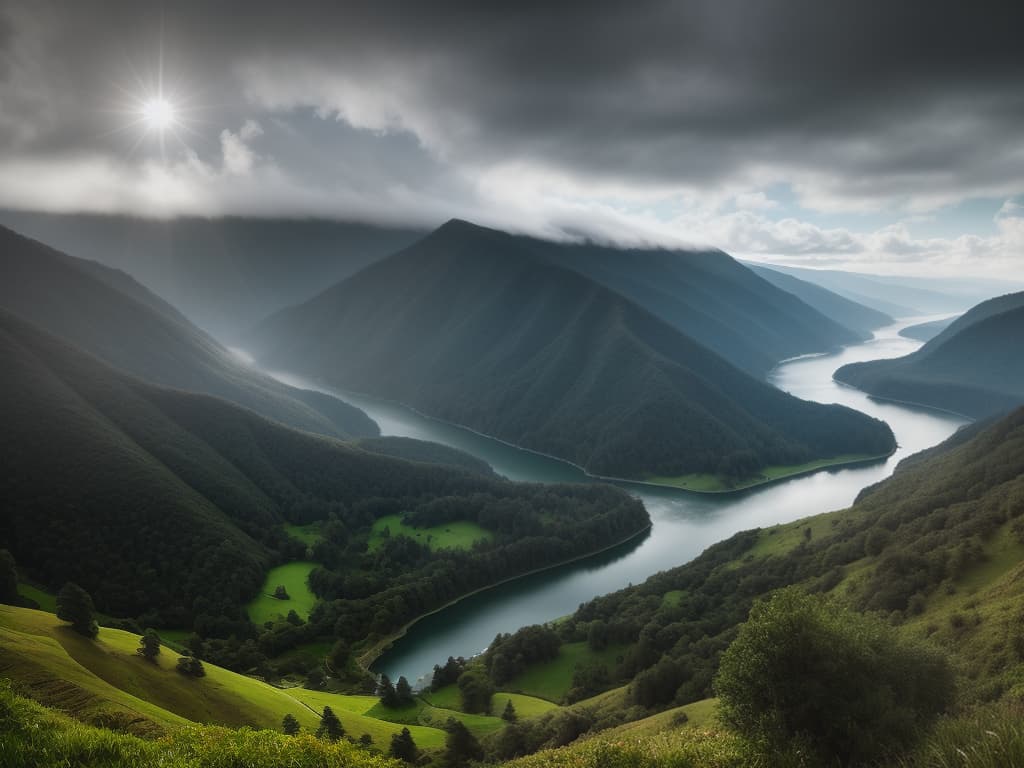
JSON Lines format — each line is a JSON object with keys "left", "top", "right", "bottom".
{"left": 358, "top": 520, "right": 652, "bottom": 675}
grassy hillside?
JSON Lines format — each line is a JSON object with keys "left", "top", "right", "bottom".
{"left": 499, "top": 407, "right": 1024, "bottom": 726}
{"left": 0, "top": 223, "right": 378, "bottom": 440}
{"left": 836, "top": 293, "right": 1024, "bottom": 417}
{"left": 0, "top": 309, "right": 647, "bottom": 664}
{"left": 0, "top": 210, "right": 425, "bottom": 339}
{"left": 249, "top": 218, "right": 894, "bottom": 482}
{"left": 746, "top": 263, "right": 892, "bottom": 338}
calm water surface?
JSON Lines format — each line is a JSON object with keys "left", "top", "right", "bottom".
{"left": 260, "top": 317, "right": 967, "bottom": 686}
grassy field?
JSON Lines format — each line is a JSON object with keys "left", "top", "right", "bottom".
{"left": 367, "top": 514, "right": 492, "bottom": 552}
{"left": 284, "top": 523, "right": 323, "bottom": 546}
{"left": 501, "top": 641, "right": 629, "bottom": 703}
{"left": 364, "top": 697, "right": 506, "bottom": 738}
{"left": 421, "top": 686, "right": 559, "bottom": 721}
{"left": 16, "top": 583, "right": 57, "bottom": 612}
{"left": 0, "top": 604, "right": 448, "bottom": 749}
{"left": 246, "top": 561, "right": 318, "bottom": 624}
{"left": 646, "top": 453, "right": 884, "bottom": 492}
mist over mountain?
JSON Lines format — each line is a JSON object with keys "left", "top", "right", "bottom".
{"left": 0, "top": 224, "right": 378, "bottom": 439}
{"left": 745, "top": 263, "right": 893, "bottom": 338}
{"left": 248, "top": 219, "right": 895, "bottom": 481}
{"left": 836, "top": 292, "right": 1024, "bottom": 418}
{"left": 0, "top": 211, "right": 425, "bottom": 340}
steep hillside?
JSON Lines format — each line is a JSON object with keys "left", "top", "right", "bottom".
{"left": 836, "top": 293, "right": 1024, "bottom": 417}
{"left": 0, "top": 224, "right": 377, "bottom": 439}
{"left": 0, "top": 310, "right": 646, "bottom": 650}
{"left": 506, "top": 407, "right": 1024, "bottom": 719}
{"left": 248, "top": 219, "right": 895, "bottom": 483}
{"left": 540, "top": 245, "right": 863, "bottom": 377}
{"left": 746, "top": 263, "right": 893, "bottom": 338}
{"left": 355, "top": 436, "right": 497, "bottom": 476}
{"left": 0, "top": 210, "right": 425, "bottom": 338}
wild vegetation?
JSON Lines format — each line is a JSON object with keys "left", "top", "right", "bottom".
{"left": 0, "top": 310, "right": 648, "bottom": 675}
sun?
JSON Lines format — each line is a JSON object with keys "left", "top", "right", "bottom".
{"left": 141, "top": 98, "right": 175, "bottom": 131}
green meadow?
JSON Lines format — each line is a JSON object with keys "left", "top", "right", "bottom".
{"left": 368, "top": 514, "right": 492, "bottom": 552}
{"left": 246, "top": 561, "right": 319, "bottom": 624}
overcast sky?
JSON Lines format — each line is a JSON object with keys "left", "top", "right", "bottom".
{"left": 1, "top": 1, "right": 1023, "bottom": 277}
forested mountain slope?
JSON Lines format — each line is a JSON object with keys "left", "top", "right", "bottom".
{"left": 540, "top": 244, "right": 864, "bottom": 377}
{"left": 836, "top": 292, "right": 1024, "bottom": 417}
{"left": 0, "top": 224, "right": 377, "bottom": 439}
{"left": 248, "top": 219, "right": 894, "bottom": 482}
{"left": 746, "top": 263, "right": 893, "bottom": 338}
{"left": 0, "top": 310, "right": 646, "bottom": 646}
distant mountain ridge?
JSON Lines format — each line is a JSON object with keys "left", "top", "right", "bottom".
{"left": 248, "top": 219, "right": 895, "bottom": 481}
{"left": 835, "top": 292, "right": 1024, "bottom": 417}
{"left": 0, "top": 210, "right": 426, "bottom": 339}
{"left": 0, "top": 224, "right": 378, "bottom": 439}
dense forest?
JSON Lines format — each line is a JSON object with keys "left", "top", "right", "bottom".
{"left": 0, "top": 224, "right": 378, "bottom": 439}
{"left": 836, "top": 292, "right": 1024, "bottom": 417}
{"left": 0, "top": 310, "right": 648, "bottom": 669}
{"left": 463, "top": 406, "right": 1024, "bottom": 736}
{"left": 248, "top": 219, "right": 895, "bottom": 481}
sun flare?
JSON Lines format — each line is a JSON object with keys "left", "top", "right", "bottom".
{"left": 141, "top": 98, "right": 175, "bottom": 130}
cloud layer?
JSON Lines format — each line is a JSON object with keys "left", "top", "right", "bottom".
{"left": 1, "top": 1, "right": 1022, "bottom": 276}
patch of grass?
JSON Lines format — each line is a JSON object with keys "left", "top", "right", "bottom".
{"left": 502, "top": 642, "right": 629, "bottom": 703}
{"left": 286, "top": 688, "right": 446, "bottom": 748}
{"left": 647, "top": 454, "right": 884, "bottom": 492}
{"left": 662, "top": 590, "right": 685, "bottom": 608}
{"left": 367, "top": 514, "right": 492, "bottom": 552}
{"left": 16, "top": 583, "right": 57, "bottom": 612}
{"left": 497, "top": 692, "right": 560, "bottom": 719}
{"left": 366, "top": 697, "right": 505, "bottom": 738}
{"left": 284, "top": 523, "right": 323, "bottom": 546}
{"left": 246, "top": 561, "right": 318, "bottom": 624}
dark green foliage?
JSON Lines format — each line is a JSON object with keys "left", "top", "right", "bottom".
{"left": 836, "top": 292, "right": 1024, "bottom": 418}
{"left": 281, "top": 713, "right": 300, "bottom": 736}
{"left": 389, "top": 727, "right": 418, "bottom": 763}
{"left": 544, "top": 407, "right": 1024, "bottom": 719}
{"left": 377, "top": 675, "right": 399, "bottom": 708}
{"left": 0, "top": 309, "right": 647, "bottom": 668}
{"left": 247, "top": 219, "right": 895, "bottom": 479}
{"left": 305, "top": 668, "right": 325, "bottom": 690}
{"left": 326, "top": 639, "right": 350, "bottom": 675}
{"left": 442, "top": 718, "right": 484, "bottom": 768}
{"left": 138, "top": 629, "right": 161, "bottom": 662}
{"left": 315, "top": 706, "right": 344, "bottom": 741}
{"left": 359, "top": 734, "right": 373, "bottom": 747}
{"left": 55, "top": 582, "right": 97, "bottom": 638}
{"left": 395, "top": 676, "right": 414, "bottom": 707}
{"left": 356, "top": 436, "right": 496, "bottom": 476}
{"left": 175, "top": 655, "right": 206, "bottom": 678}
{"left": 272, "top": 585, "right": 289, "bottom": 600}
{"left": 715, "top": 588, "right": 954, "bottom": 765}
{"left": 501, "top": 699, "right": 517, "bottom": 722}
{"left": 484, "top": 624, "right": 561, "bottom": 685}
{"left": 432, "top": 657, "right": 466, "bottom": 691}
{"left": 457, "top": 669, "right": 494, "bottom": 714}
{"left": 586, "top": 619, "right": 609, "bottom": 651}
{"left": 0, "top": 549, "right": 18, "bottom": 604}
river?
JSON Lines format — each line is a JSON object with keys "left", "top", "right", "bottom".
{"left": 259, "top": 316, "right": 967, "bottom": 686}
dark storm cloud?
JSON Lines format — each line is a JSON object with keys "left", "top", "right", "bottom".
{"left": 2, "top": 0, "right": 1024, "bottom": 211}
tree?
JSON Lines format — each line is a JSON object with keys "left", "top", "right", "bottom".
{"left": 395, "top": 675, "right": 414, "bottom": 707}
{"left": 377, "top": 674, "right": 399, "bottom": 708}
{"left": 389, "top": 726, "right": 419, "bottom": 763}
{"left": 316, "top": 705, "right": 345, "bottom": 741}
{"left": 501, "top": 698, "right": 517, "bottom": 722}
{"left": 175, "top": 654, "right": 206, "bottom": 677}
{"left": 305, "top": 666, "right": 325, "bottom": 690}
{"left": 273, "top": 585, "right": 289, "bottom": 600}
{"left": 457, "top": 668, "right": 493, "bottom": 714}
{"left": 442, "top": 718, "right": 483, "bottom": 768}
{"left": 56, "top": 582, "right": 98, "bottom": 638}
{"left": 326, "top": 639, "right": 350, "bottom": 675}
{"left": 138, "top": 628, "right": 161, "bottom": 662}
{"left": 0, "top": 549, "right": 18, "bottom": 604}
{"left": 715, "top": 587, "right": 954, "bottom": 766}
{"left": 281, "top": 713, "right": 300, "bottom": 735}
{"left": 359, "top": 733, "right": 373, "bottom": 747}
{"left": 586, "top": 619, "right": 609, "bottom": 651}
